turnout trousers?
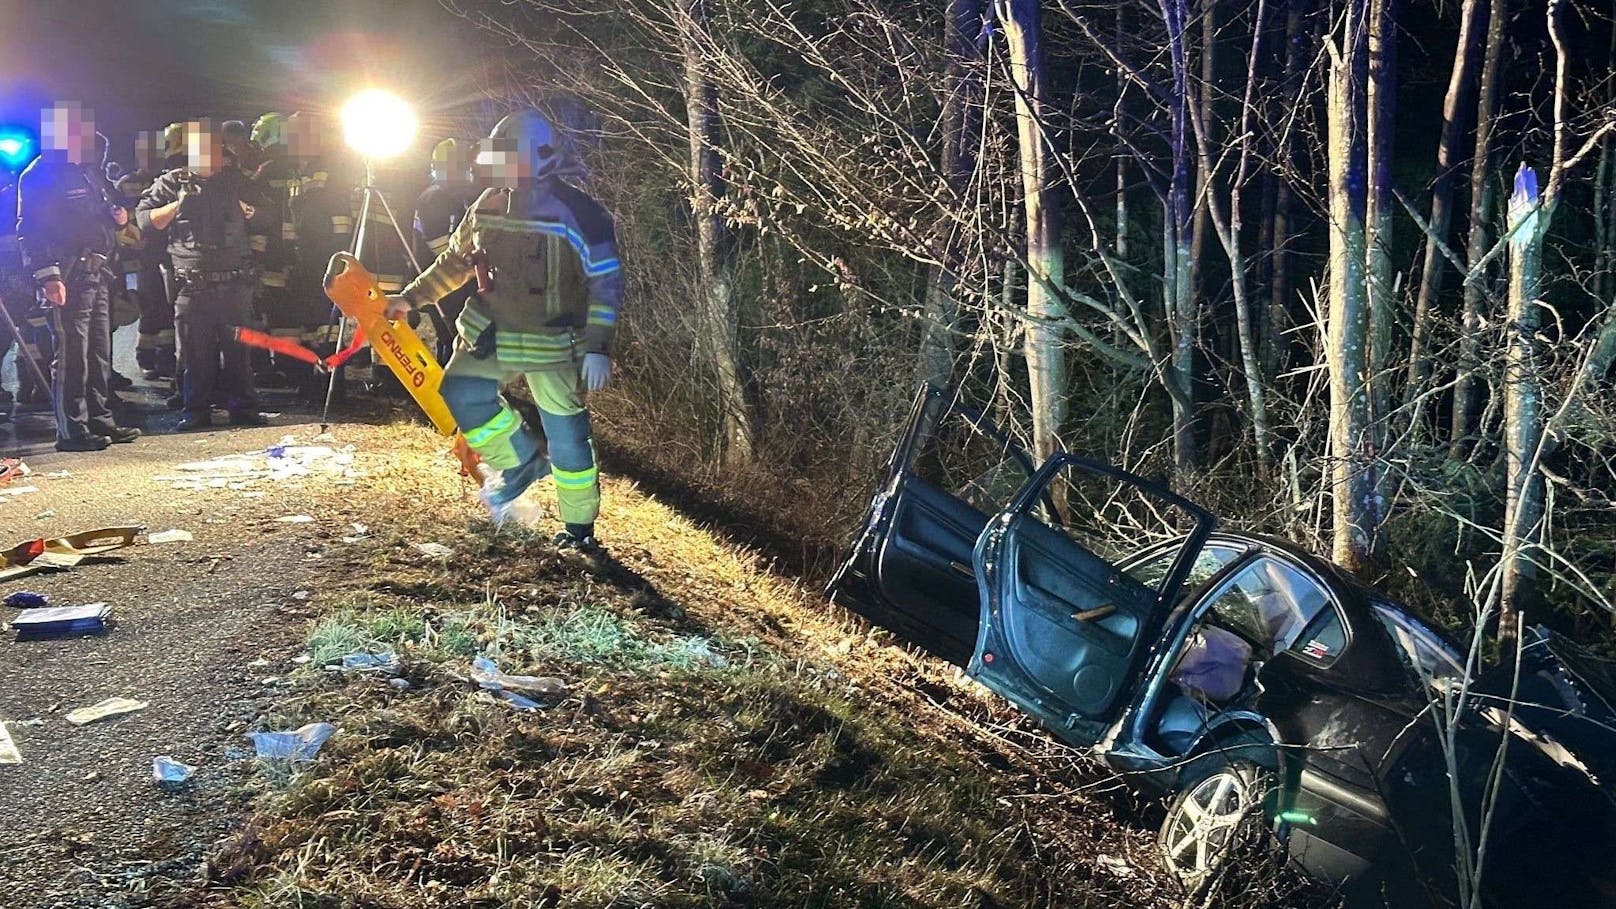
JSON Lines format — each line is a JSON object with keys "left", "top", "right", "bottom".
{"left": 47, "top": 278, "right": 115, "bottom": 443}
{"left": 175, "top": 279, "right": 258, "bottom": 417}
{"left": 438, "top": 345, "right": 600, "bottom": 526}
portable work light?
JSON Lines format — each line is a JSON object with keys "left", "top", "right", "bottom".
{"left": 340, "top": 89, "right": 417, "bottom": 160}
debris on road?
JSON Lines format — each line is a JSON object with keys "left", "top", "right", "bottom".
{"left": 146, "top": 529, "right": 194, "bottom": 544}
{"left": 152, "top": 755, "right": 196, "bottom": 785}
{"left": 413, "top": 542, "right": 453, "bottom": 559}
{"left": 337, "top": 651, "right": 399, "bottom": 673}
{"left": 3, "top": 591, "right": 48, "bottom": 608}
{"left": 470, "top": 656, "right": 570, "bottom": 698}
{"left": 65, "top": 697, "right": 149, "bottom": 726}
{"left": 0, "top": 458, "right": 30, "bottom": 484}
{"left": 34, "top": 509, "right": 55, "bottom": 520}
{"left": 246, "top": 722, "right": 336, "bottom": 761}
{"left": 0, "top": 722, "right": 22, "bottom": 764}
{"left": 0, "top": 484, "right": 39, "bottom": 502}
{"left": 10, "top": 603, "right": 112, "bottom": 639}
{"left": 0, "top": 526, "right": 143, "bottom": 582}
{"left": 158, "top": 437, "right": 364, "bottom": 492}
{"left": 275, "top": 515, "right": 315, "bottom": 524}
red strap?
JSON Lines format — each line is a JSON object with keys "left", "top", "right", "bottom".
{"left": 234, "top": 328, "right": 322, "bottom": 366}
{"left": 325, "top": 326, "right": 367, "bottom": 369}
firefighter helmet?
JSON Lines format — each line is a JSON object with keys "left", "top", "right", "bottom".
{"left": 487, "top": 109, "right": 573, "bottom": 182}
{"left": 430, "top": 137, "right": 468, "bottom": 184}
{"left": 251, "top": 112, "right": 287, "bottom": 149}
{"left": 162, "top": 122, "right": 186, "bottom": 160}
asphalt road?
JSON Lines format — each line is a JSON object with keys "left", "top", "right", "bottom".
{"left": 1, "top": 335, "right": 378, "bottom": 908}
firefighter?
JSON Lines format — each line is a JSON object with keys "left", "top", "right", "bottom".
{"left": 246, "top": 112, "right": 305, "bottom": 386}
{"left": 137, "top": 118, "right": 268, "bottom": 431}
{"left": 389, "top": 110, "right": 622, "bottom": 551}
{"left": 16, "top": 102, "right": 140, "bottom": 450}
{"left": 285, "top": 111, "right": 353, "bottom": 403}
{"left": 124, "top": 129, "right": 176, "bottom": 381}
{"left": 413, "top": 137, "right": 476, "bottom": 364}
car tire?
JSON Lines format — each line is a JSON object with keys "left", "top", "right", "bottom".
{"left": 1157, "top": 759, "right": 1279, "bottom": 896}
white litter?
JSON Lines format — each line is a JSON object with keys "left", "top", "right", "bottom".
{"left": 276, "top": 515, "right": 315, "bottom": 524}
{"left": 34, "top": 509, "right": 55, "bottom": 519}
{"left": 65, "top": 697, "right": 149, "bottom": 726}
{"left": 470, "top": 656, "right": 570, "bottom": 697}
{"left": 152, "top": 755, "right": 196, "bottom": 783}
{"left": 247, "top": 722, "right": 336, "bottom": 761}
{"left": 147, "top": 529, "right": 194, "bottom": 544}
{"left": 413, "top": 542, "right": 453, "bottom": 559}
{"left": 0, "top": 722, "right": 22, "bottom": 764}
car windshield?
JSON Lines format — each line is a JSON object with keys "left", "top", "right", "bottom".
{"left": 1125, "top": 543, "right": 1243, "bottom": 594}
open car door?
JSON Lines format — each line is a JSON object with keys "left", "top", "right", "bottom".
{"left": 969, "top": 454, "right": 1215, "bottom": 743}
{"left": 828, "top": 384, "right": 1043, "bottom": 665}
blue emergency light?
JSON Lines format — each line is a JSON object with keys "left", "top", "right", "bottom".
{"left": 0, "top": 129, "right": 35, "bottom": 170}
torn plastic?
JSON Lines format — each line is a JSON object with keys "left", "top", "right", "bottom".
{"left": 337, "top": 651, "right": 400, "bottom": 673}
{"left": 3, "top": 591, "right": 47, "bottom": 609}
{"left": 0, "top": 722, "right": 22, "bottom": 764}
{"left": 247, "top": 722, "right": 336, "bottom": 761}
{"left": 470, "top": 656, "right": 570, "bottom": 698}
{"left": 153, "top": 755, "right": 196, "bottom": 784}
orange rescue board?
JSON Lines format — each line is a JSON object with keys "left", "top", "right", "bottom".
{"left": 323, "top": 253, "right": 481, "bottom": 476}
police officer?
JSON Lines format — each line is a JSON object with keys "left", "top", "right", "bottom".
{"left": 389, "top": 110, "right": 622, "bottom": 550}
{"left": 137, "top": 118, "right": 269, "bottom": 431}
{"left": 16, "top": 102, "right": 140, "bottom": 450}
{"left": 413, "top": 137, "right": 476, "bottom": 365}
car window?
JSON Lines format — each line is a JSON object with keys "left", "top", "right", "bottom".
{"left": 1125, "top": 543, "right": 1243, "bottom": 593}
{"left": 910, "top": 409, "right": 1034, "bottom": 516}
{"left": 1373, "top": 604, "right": 1464, "bottom": 685}
{"left": 1201, "top": 556, "right": 1340, "bottom": 662}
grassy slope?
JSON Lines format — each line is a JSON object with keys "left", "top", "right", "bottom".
{"left": 197, "top": 421, "right": 1317, "bottom": 909}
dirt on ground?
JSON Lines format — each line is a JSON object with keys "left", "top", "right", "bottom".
{"left": 2, "top": 375, "right": 1320, "bottom": 909}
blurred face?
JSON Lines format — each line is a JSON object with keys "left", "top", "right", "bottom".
{"left": 135, "top": 130, "right": 163, "bottom": 174}
{"left": 188, "top": 119, "right": 225, "bottom": 177}
{"left": 42, "top": 101, "right": 96, "bottom": 165}
{"left": 285, "top": 114, "right": 326, "bottom": 165}
{"left": 474, "top": 137, "right": 530, "bottom": 189}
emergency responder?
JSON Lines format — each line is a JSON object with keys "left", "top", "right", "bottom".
{"left": 246, "top": 112, "right": 301, "bottom": 385}
{"left": 123, "top": 129, "right": 176, "bottom": 381}
{"left": 413, "top": 137, "right": 476, "bottom": 364}
{"left": 157, "top": 121, "right": 187, "bottom": 408}
{"left": 137, "top": 118, "right": 269, "bottom": 431}
{"left": 1, "top": 167, "right": 53, "bottom": 416}
{"left": 17, "top": 102, "right": 141, "bottom": 450}
{"left": 222, "top": 120, "right": 263, "bottom": 174}
{"left": 285, "top": 111, "right": 353, "bottom": 403}
{"left": 388, "top": 110, "right": 622, "bottom": 551}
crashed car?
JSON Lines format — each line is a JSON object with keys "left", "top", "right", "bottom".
{"left": 827, "top": 385, "right": 1616, "bottom": 907}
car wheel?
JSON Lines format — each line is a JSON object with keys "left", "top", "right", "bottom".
{"left": 1158, "top": 759, "right": 1277, "bottom": 894}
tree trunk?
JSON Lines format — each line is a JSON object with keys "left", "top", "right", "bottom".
{"left": 1187, "top": 0, "right": 1217, "bottom": 312}
{"left": 1002, "top": 0, "right": 1067, "bottom": 463}
{"left": 1161, "top": 0, "right": 1198, "bottom": 476}
{"left": 1405, "top": 0, "right": 1487, "bottom": 402}
{"left": 1451, "top": 0, "right": 1508, "bottom": 456}
{"left": 1264, "top": 0, "right": 1309, "bottom": 380}
{"left": 1327, "top": 0, "right": 1380, "bottom": 572}
{"left": 918, "top": 0, "right": 986, "bottom": 387}
{"left": 1501, "top": 164, "right": 1545, "bottom": 629}
{"left": 681, "top": 0, "right": 753, "bottom": 464}
{"left": 1366, "top": 0, "right": 1396, "bottom": 431}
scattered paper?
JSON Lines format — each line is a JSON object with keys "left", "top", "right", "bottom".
{"left": 0, "top": 485, "right": 40, "bottom": 498}
{"left": 1096, "top": 854, "right": 1134, "bottom": 878}
{"left": 247, "top": 722, "right": 336, "bottom": 761}
{"left": 413, "top": 542, "right": 453, "bottom": 558}
{"left": 0, "top": 722, "right": 22, "bottom": 764}
{"left": 470, "top": 656, "right": 570, "bottom": 697}
{"left": 147, "top": 529, "right": 194, "bottom": 544}
{"left": 276, "top": 515, "right": 315, "bottom": 524}
{"left": 35, "top": 509, "right": 55, "bottom": 520}
{"left": 43, "top": 471, "right": 72, "bottom": 479}
{"left": 152, "top": 755, "right": 196, "bottom": 784}
{"left": 65, "top": 697, "right": 149, "bottom": 726}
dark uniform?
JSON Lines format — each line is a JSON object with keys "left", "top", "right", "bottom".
{"left": 16, "top": 156, "right": 122, "bottom": 446}
{"left": 137, "top": 167, "right": 265, "bottom": 426}
{"left": 251, "top": 153, "right": 300, "bottom": 381}
{"left": 412, "top": 180, "right": 476, "bottom": 364}
{"left": 287, "top": 164, "right": 352, "bottom": 400}
{"left": 2, "top": 177, "right": 51, "bottom": 414}
{"left": 115, "top": 170, "right": 176, "bottom": 379}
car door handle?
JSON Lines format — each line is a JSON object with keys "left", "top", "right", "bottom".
{"left": 1072, "top": 604, "right": 1116, "bottom": 622}
{"left": 949, "top": 560, "right": 974, "bottom": 578}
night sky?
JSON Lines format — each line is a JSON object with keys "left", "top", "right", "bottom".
{"left": 0, "top": 0, "right": 500, "bottom": 167}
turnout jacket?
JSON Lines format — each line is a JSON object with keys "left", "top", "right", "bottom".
{"left": 412, "top": 181, "right": 474, "bottom": 263}
{"left": 15, "top": 158, "right": 116, "bottom": 284}
{"left": 137, "top": 167, "right": 264, "bottom": 272}
{"left": 400, "top": 177, "right": 622, "bottom": 368}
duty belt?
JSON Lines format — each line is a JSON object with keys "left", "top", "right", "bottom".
{"left": 179, "top": 266, "right": 255, "bottom": 287}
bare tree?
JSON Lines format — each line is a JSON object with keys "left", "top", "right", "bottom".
{"left": 1000, "top": 0, "right": 1067, "bottom": 462}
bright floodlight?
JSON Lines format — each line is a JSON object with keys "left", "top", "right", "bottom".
{"left": 341, "top": 89, "right": 417, "bottom": 160}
